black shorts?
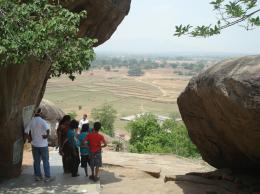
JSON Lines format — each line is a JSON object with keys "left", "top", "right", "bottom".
{"left": 80, "top": 155, "right": 90, "bottom": 168}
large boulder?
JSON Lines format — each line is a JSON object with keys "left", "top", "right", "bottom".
{"left": 40, "top": 99, "right": 65, "bottom": 123}
{"left": 39, "top": 99, "right": 65, "bottom": 146}
{"left": 0, "top": 58, "right": 51, "bottom": 178}
{"left": 177, "top": 55, "right": 260, "bottom": 171}
{"left": 62, "top": 0, "right": 131, "bottom": 45}
{"left": 0, "top": 0, "right": 131, "bottom": 178}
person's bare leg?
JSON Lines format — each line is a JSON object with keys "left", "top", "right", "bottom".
{"left": 89, "top": 166, "right": 95, "bottom": 180}
{"left": 84, "top": 167, "right": 88, "bottom": 176}
{"left": 95, "top": 167, "right": 100, "bottom": 178}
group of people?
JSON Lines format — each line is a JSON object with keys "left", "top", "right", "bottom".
{"left": 24, "top": 109, "right": 107, "bottom": 182}
{"left": 57, "top": 114, "right": 107, "bottom": 181}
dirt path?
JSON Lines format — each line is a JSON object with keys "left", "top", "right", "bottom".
{"left": 135, "top": 77, "right": 167, "bottom": 97}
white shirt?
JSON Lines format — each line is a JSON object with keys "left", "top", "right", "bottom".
{"left": 25, "top": 116, "right": 49, "bottom": 147}
{"left": 78, "top": 118, "right": 89, "bottom": 129}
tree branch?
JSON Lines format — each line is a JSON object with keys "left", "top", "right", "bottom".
{"left": 219, "top": 8, "right": 260, "bottom": 30}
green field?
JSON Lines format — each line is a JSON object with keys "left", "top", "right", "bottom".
{"left": 44, "top": 69, "right": 186, "bottom": 132}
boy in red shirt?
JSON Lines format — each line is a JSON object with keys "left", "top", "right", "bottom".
{"left": 84, "top": 122, "right": 107, "bottom": 181}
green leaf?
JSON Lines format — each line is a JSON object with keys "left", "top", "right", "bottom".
{"left": 0, "top": 0, "right": 95, "bottom": 80}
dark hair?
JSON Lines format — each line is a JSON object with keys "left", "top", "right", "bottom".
{"left": 36, "top": 108, "right": 42, "bottom": 114}
{"left": 81, "top": 123, "right": 89, "bottom": 133}
{"left": 70, "top": 119, "right": 79, "bottom": 129}
{"left": 35, "top": 108, "right": 42, "bottom": 117}
{"left": 59, "top": 115, "right": 71, "bottom": 125}
{"left": 93, "top": 122, "right": 101, "bottom": 132}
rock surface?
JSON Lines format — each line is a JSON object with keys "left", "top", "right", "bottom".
{"left": 101, "top": 151, "right": 250, "bottom": 194}
{"left": 0, "top": 0, "right": 131, "bottom": 178}
{"left": 177, "top": 55, "right": 260, "bottom": 171}
{"left": 102, "top": 151, "right": 212, "bottom": 178}
{"left": 61, "top": 0, "right": 131, "bottom": 46}
{"left": 0, "top": 58, "right": 51, "bottom": 178}
{"left": 4, "top": 150, "right": 258, "bottom": 194}
{"left": 39, "top": 99, "right": 65, "bottom": 146}
{"left": 40, "top": 99, "right": 65, "bottom": 122}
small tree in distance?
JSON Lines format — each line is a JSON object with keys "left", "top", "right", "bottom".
{"left": 104, "top": 65, "right": 111, "bottom": 71}
{"left": 91, "top": 103, "right": 117, "bottom": 137}
{"left": 128, "top": 66, "right": 144, "bottom": 76}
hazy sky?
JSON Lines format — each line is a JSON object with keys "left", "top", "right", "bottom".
{"left": 95, "top": 0, "right": 260, "bottom": 55}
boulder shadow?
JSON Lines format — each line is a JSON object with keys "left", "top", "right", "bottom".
{"left": 0, "top": 165, "right": 100, "bottom": 194}
{"left": 166, "top": 174, "right": 248, "bottom": 194}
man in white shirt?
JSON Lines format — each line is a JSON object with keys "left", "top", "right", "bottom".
{"left": 24, "top": 108, "right": 54, "bottom": 182}
{"left": 78, "top": 114, "right": 89, "bottom": 130}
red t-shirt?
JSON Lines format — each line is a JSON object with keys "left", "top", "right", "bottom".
{"left": 84, "top": 132, "right": 105, "bottom": 153}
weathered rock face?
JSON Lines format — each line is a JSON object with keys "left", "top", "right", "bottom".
{"left": 178, "top": 55, "right": 260, "bottom": 171}
{"left": 39, "top": 99, "right": 65, "bottom": 146}
{"left": 40, "top": 99, "right": 65, "bottom": 122}
{"left": 0, "top": 59, "right": 51, "bottom": 178}
{"left": 62, "top": 0, "right": 131, "bottom": 45}
{"left": 0, "top": 0, "right": 131, "bottom": 178}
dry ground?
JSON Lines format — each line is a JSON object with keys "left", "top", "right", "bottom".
{"left": 44, "top": 68, "right": 190, "bottom": 133}
{"left": 21, "top": 150, "right": 250, "bottom": 194}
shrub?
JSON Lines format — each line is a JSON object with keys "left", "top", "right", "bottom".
{"left": 128, "top": 66, "right": 144, "bottom": 76}
{"left": 101, "top": 126, "right": 114, "bottom": 137}
{"left": 91, "top": 103, "right": 117, "bottom": 137}
{"left": 127, "top": 114, "right": 200, "bottom": 158}
{"left": 128, "top": 113, "right": 160, "bottom": 144}
{"left": 170, "top": 63, "right": 178, "bottom": 69}
{"left": 104, "top": 65, "right": 111, "bottom": 71}
{"left": 68, "top": 111, "right": 77, "bottom": 119}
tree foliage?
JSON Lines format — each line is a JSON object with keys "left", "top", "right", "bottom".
{"left": 175, "top": 0, "right": 260, "bottom": 37}
{"left": 128, "top": 114, "right": 160, "bottom": 144}
{"left": 91, "top": 103, "right": 117, "bottom": 137}
{"left": 67, "top": 111, "right": 77, "bottom": 119}
{"left": 127, "top": 66, "right": 144, "bottom": 76}
{"left": 127, "top": 113, "right": 199, "bottom": 157}
{"left": 0, "top": 0, "right": 96, "bottom": 80}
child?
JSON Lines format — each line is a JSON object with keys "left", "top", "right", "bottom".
{"left": 84, "top": 122, "right": 107, "bottom": 181}
{"left": 78, "top": 123, "right": 91, "bottom": 176}
{"left": 67, "top": 119, "right": 80, "bottom": 177}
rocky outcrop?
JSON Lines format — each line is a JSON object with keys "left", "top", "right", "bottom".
{"left": 0, "top": 0, "right": 131, "bottom": 178}
{"left": 0, "top": 59, "right": 51, "bottom": 178}
{"left": 178, "top": 55, "right": 260, "bottom": 171}
{"left": 40, "top": 99, "right": 65, "bottom": 123}
{"left": 39, "top": 99, "right": 65, "bottom": 146}
{"left": 61, "top": 0, "right": 131, "bottom": 46}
